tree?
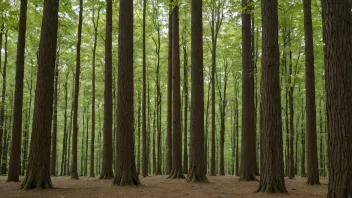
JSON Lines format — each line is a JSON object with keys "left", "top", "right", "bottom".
{"left": 240, "top": 0, "right": 256, "bottom": 181}
{"left": 7, "top": 0, "right": 28, "bottom": 182}
{"left": 209, "top": 0, "right": 224, "bottom": 176}
{"left": 257, "top": 0, "right": 287, "bottom": 193}
{"left": 186, "top": 0, "right": 208, "bottom": 183}
{"left": 51, "top": 51, "right": 59, "bottom": 176}
{"left": 166, "top": 0, "right": 173, "bottom": 175}
{"left": 100, "top": 0, "right": 114, "bottom": 179}
{"left": 71, "top": 0, "right": 83, "bottom": 179}
{"left": 0, "top": 27, "right": 7, "bottom": 174}
{"left": 302, "top": 0, "right": 319, "bottom": 185}
{"left": 142, "top": 0, "right": 148, "bottom": 177}
{"left": 321, "top": 0, "right": 352, "bottom": 196}
{"left": 20, "top": 0, "right": 59, "bottom": 189}
{"left": 168, "top": 0, "right": 185, "bottom": 179}
{"left": 90, "top": 6, "right": 101, "bottom": 178}
{"left": 113, "top": 0, "right": 140, "bottom": 186}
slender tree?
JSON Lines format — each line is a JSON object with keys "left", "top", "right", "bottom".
{"left": 7, "top": 0, "right": 28, "bottom": 182}
{"left": 186, "top": 0, "right": 208, "bottom": 183}
{"left": 71, "top": 0, "right": 83, "bottom": 179}
{"left": 113, "top": 0, "right": 140, "bottom": 186}
{"left": 168, "top": 0, "right": 184, "bottom": 179}
{"left": 0, "top": 29, "right": 7, "bottom": 173}
{"left": 142, "top": 0, "right": 148, "bottom": 177}
{"left": 240, "top": 0, "right": 256, "bottom": 181}
{"left": 100, "top": 0, "right": 114, "bottom": 179}
{"left": 322, "top": 0, "right": 352, "bottom": 196}
{"left": 51, "top": 51, "right": 59, "bottom": 176}
{"left": 20, "top": 0, "right": 59, "bottom": 189}
{"left": 90, "top": 7, "right": 101, "bottom": 178}
{"left": 302, "top": 0, "right": 319, "bottom": 185}
{"left": 257, "top": 0, "right": 287, "bottom": 192}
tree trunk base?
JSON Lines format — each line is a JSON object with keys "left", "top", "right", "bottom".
{"left": 186, "top": 167, "right": 208, "bottom": 183}
{"left": 100, "top": 171, "right": 114, "bottom": 179}
{"left": 71, "top": 173, "right": 79, "bottom": 180}
{"left": 240, "top": 172, "right": 258, "bottom": 181}
{"left": 306, "top": 177, "right": 320, "bottom": 185}
{"left": 167, "top": 168, "right": 185, "bottom": 179}
{"left": 257, "top": 180, "right": 288, "bottom": 193}
{"left": 113, "top": 172, "right": 141, "bottom": 186}
{"left": 21, "top": 176, "right": 54, "bottom": 190}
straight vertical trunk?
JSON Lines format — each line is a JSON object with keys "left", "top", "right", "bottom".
{"left": 166, "top": 1, "right": 173, "bottom": 175}
{"left": 113, "top": 0, "right": 140, "bottom": 186}
{"left": 60, "top": 73, "right": 69, "bottom": 176}
{"left": 7, "top": 0, "right": 28, "bottom": 182}
{"left": 240, "top": 0, "right": 256, "bottom": 181}
{"left": 141, "top": 0, "right": 148, "bottom": 178}
{"left": 168, "top": 1, "right": 184, "bottom": 179}
{"left": 71, "top": 0, "right": 83, "bottom": 179}
{"left": 90, "top": 8, "right": 100, "bottom": 178}
{"left": 20, "top": 0, "right": 59, "bottom": 189}
{"left": 50, "top": 54, "right": 59, "bottom": 176}
{"left": 186, "top": 0, "right": 208, "bottom": 182}
{"left": 257, "top": 0, "right": 287, "bottom": 192}
{"left": 0, "top": 30, "right": 8, "bottom": 172}
{"left": 322, "top": 0, "right": 352, "bottom": 196}
{"left": 100, "top": 0, "right": 114, "bottom": 179}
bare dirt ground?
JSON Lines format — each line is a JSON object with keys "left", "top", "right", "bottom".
{"left": 0, "top": 175, "right": 328, "bottom": 198}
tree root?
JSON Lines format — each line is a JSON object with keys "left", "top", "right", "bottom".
{"left": 113, "top": 172, "right": 141, "bottom": 186}
{"left": 256, "top": 181, "right": 288, "bottom": 193}
{"left": 99, "top": 171, "right": 114, "bottom": 180}
{"left": 167, "top": 168, "right": 185, "bottom": 179}
{"left": 306, "top": 177, "right": 320, "bottom": 185}
{"left": 186, "top": 166, "right": 209, "bottom": 183}
{"left": 21, "top": 176, "right": 54, "bottom": 190}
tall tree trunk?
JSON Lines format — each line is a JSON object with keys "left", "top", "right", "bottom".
{"left": 288, "top": 36, "right": 295, "bottom": 179}
{"left": 301, "top": 99, "right": 306, "bottom": 177}
{"left": 137, "top": 93, "right": 141, "bottom": 175}
{"left": 235, "top": 83, "right": 239, "bottom": 176}
{"left": 322, "top": 0, "right": 352, "bottom": 196}
{"left": 240, "top": 0, "right": 256, "bottom": 181}
{"left": 90, "top": 7, "right": 100, "bottom": 178}
{"left": 113, "top": 0, "right": 140, "bottom": 186}
{"left": 141, "top": 0, "right": 148, "bottom": 178}
{"left": 50, "top": 52, "right": 59, "bottom": 176}
{"left": 257, "top": 0, "right": 287, "bottom": 192}
{"left": 71, "top": 0, "right": 83, "bottom": 179}
{"left": 166, "top": 0, "right": 173, "bottom": 175}
{"left": 85, "top": 111, "right": 89, "bottom": 176}
{"left": 186, "top": 0, "right": 207, "bottom": 183}
{"left": 60, "top": 72, "right": 69, "bottom": 176}
{"left": 182, "top": 31, "right": 188, "bottom": 174}
{"left": 100, "top": 0, "right": 114, "bottom": 179}
{"left": 67, "top": 82, "right": 74, "bottom": 176}
{"left": 20, "top": 0, "right": 59, "bottom": 189}
{"left": 0, "top": 30, "right": 8, "bottom": 172}
{"left": 7, "top": 0, "right": 28, "bottom": 181}
{"left": 168, "top": 0, "right": 184, "bottom": 179}
{"left": 81, "top": 106, "right": 85, "bottom": 176}
{"left": 319, "top": 99, "right": 323, "bottom": 177}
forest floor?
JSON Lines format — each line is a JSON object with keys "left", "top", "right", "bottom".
{"left": 0, "top": 175, "right": 328, "bottom": 198}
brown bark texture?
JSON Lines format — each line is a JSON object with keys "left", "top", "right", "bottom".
{"left": 321, "top": 0, "right": 352, "bottom": 196}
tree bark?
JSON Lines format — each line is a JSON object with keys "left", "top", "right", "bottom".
{"left": 20, "top": 0, "right": 59, "bottom": 189}
{"left": 168, "top": 0, "right": 184, "bottom": 179}
{"left": 7, "top": 0, "right": 28, "bottom": 181}
{"left": 113, "top": 0, "right": 140, "bottom": 186}
{"left": 71, "top": 0, "right": 83, "bottom": 180}
{"left": 100, "top": 0, "right": 114, "bottom": 179}
{"left": 186, "top": 0, "right": 208, "bottom": 183}
{"left": 0, "top": 30, "right": 7, "bottom": 173}
{"left": 166, "top": 0, "right": 173, "bottom": 175}
{"left": 321, "top": 0, "right": 352, "bottom": 196}
{"left": 60, "top": 72, "right": 69, "bottom": 176}
{"left": 303, "top": 0, "right": 320, "bottom": 179}
{"left": 141, "top": 0, "right": 148, "bottom": 178}
{"left": 257, "top": 0, "right": 287, "bottom": 193}
{"left": 50, "top": 52, "right": 59, "bottom": 176}
{"left": 240, "top": 0, "right": 256, "bottom": 181}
